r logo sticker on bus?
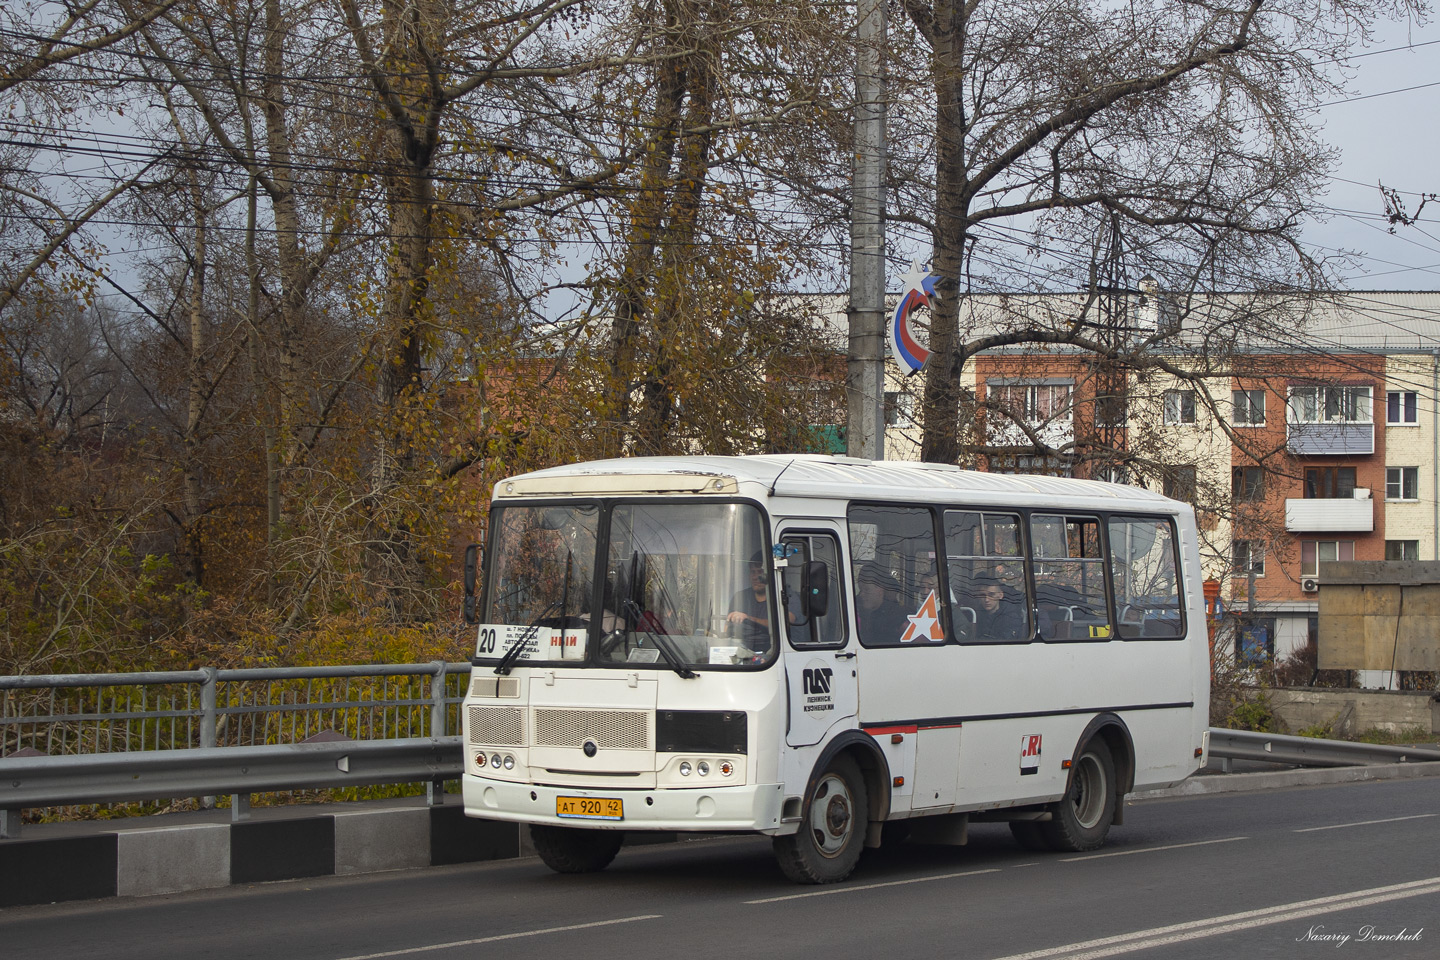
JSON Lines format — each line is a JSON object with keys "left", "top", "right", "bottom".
{"left": 1020, "top": 734, "right": 1041, "bottom": 775}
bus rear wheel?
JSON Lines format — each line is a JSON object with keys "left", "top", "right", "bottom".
{"left": 1040, "top": 740, "right": 1116, "bottom": 852}
{"left": 773, "top": 754, "right": 868, "bottom": 884}
{"left": 530, "top": 825, "right": 625, "bottom": 874}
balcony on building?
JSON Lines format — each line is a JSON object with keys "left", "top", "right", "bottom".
{"left": 1286, "top": 385, "right": 1374, "bottom": 455}
{"left": 985, "top": 379, "right": 1076, "bottom": 450}
{"left": 1284, "top": 490, "right": 1375, "bottom": 533}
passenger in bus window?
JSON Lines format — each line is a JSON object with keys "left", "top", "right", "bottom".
{"left": 856, "top": 563, "right": 907, "bottom": 642}
{"left": 726, "top": 553, "right": 771, "bottom": 644}
{"left": 974, "top": 576, "right": 1024, "bottom": 640}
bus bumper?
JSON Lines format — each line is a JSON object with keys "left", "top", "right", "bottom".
{"left": 462, "top": 774, "right": 789, "bottom": 834}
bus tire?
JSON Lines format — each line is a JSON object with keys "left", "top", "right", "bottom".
{"left": 1008, "top": 820, "right": 1049, "bottom": 851}
{"left": 1040, "top": 739, "right": 1116, "bottom": 852}
{"left": 530, "top": 825, "right": 625, "bottom": 874}
{"left": 773, "top": 754, "right": 868, "bottom": 884}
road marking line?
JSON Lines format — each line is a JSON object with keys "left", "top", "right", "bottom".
{"left": 985, "top": 877, "right": 1440, "bottom": 960}
{"left": 329, "top": 915, "right": 664, "bottom": 960}
{"left": 1060, "top": 836, "right": 1248, "bottom": 861}
{"left": 1295, "top": 813, "right": 1438, "bottom": 832}
{"left": 746, "top": 868, "right": 1000, "bottom": 904}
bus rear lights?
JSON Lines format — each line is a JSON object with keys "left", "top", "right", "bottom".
{"left": 719, "top": 761, "right": 734, "bottom": 777}
{"left": 679, "top": 761, "right": 693, "bottom": 776}
{"left": 697, "top": 761, "right": 711, "bottom": 777}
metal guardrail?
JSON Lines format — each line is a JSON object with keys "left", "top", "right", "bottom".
{"left": 1207, "top": 728, "right": 1440, "bottom": 768}
{"left": 0, "top": 737, "right": 462, "bottom": 809}
{"left": 0, "top": 662, "right": 473, "bottom": 756}
{"left": 0, "top": 662, "right": 475, "bottom": 838}
{"left": 4, "top": 658, "right": 1439, "bottom": 841}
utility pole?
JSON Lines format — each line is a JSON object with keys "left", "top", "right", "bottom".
{"left": 847, "top": 0, "right": 886, "bottom": 461}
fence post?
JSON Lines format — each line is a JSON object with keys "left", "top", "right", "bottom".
{"left": 200, "top": 666, "right": 218, "bottom": 810}
{"left": 200, "top": 667, "right": 218, "bottom": 748}
{"left": 0, "top": 808, "right": 20, "bottom": 839}
{"left": 427, "top": 661, "right": 446, "bottom": 806}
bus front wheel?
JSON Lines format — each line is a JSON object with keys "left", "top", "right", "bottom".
{"left": 773, "top": 754, "right": 868, "bottom": 884}
{"left": 530, "top": 825, "right": 625, "bottom": 874}
{"left": 1040, "top": 739, "right": 1116, "bottom": 852}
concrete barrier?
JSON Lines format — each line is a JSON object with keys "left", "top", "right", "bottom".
{"left": 1268, "top": 687, "right": 1440, "bottom": 736}
{"left": 6, "top": 759, "right": 1440, "bottom": 907}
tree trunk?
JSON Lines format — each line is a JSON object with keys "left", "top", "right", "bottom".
{"left": 920, "top": 0, "right": 968, "bottom": 464}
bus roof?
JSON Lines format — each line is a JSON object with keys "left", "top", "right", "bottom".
{"left": 492, "top": 455, "right": 1185, "bottom": 514}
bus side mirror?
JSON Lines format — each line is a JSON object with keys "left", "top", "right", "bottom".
{"left": 805, "top": 560, "right": 829, "bottom": 618}
{"left": 463, "top": 544, "right": 479, "bottom": 625}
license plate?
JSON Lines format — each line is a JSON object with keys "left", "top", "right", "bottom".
{"left": 556, "top": 796, "right": 624, "bottom": 820}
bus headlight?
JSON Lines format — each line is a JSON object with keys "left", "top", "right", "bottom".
{"left": 502, "top": 755, "right": 515, "bottom": 770}
{"left": 679, "top": 761, "right": 692, "bottom": 776}
{"left": 697, "top": 761, "right": 710, "bottom": 777}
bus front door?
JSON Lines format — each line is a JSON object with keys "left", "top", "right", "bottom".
{"left": 778, "top": 529, "right": 858, "bottom": 747}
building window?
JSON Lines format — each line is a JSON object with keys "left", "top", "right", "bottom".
{"left": 1304, "top": 466, "right": 1356, "bottom": 499}
{"left": 884, "top": 390, "right": 916, "bottom": 427}
{"left": 993, "top": 382, "right": 1072, "bottom": 423}
{"left": 1163, "top": 389, "right": 1196, "bottom": 425}
{"left": 1300, "top": 540, "right": 1355, "bottom": 578}
{"left": 1235, "top": 616, "right": 1276, "bottom": 665}
{"left": 1232, "top": 389, "right": 1266, "bottom": 426}
{"left": 1288, "top": 385, "right": 1372, "bottom": 424}
{"left": 1231, "top": 466, "right": 1264, "bottom": 501}
{"left": 1231, "top": 540, "right": 1264, "bottom": 577}
{"left": 1387, "top": 390, "right": 1419, "bottom": 425}
{"left": 1385, "top": 540, "right": 1420, "bottom": 561}
{"left": 1162, "top": 465, "right": 1197, "bottom": 502}
{"left": 1092, "top": 463, "right": 1130, "bottom": 485}
{"left": 1094, "top": 392, "right": 1128, "bottom": 427}
{"left": 1386, "top": 466, "right": 1419, "bottom": 500}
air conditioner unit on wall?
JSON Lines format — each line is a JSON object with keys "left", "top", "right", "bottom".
{"left": 1301, "top": 577, "right": 1320, "bottom": 594}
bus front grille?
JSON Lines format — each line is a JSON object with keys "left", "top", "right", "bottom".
{"left": 467, "top": 706, "right": 525, "bottom": 746}
{"left": 533, "top": 708, "right": 651, "bottom": 750}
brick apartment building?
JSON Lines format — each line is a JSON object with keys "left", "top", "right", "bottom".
{"left": 856, "top": 291, "right": 1440, "bottom": 684}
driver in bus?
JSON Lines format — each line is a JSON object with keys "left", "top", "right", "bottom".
{"left": 726, "top": 553, "right": 772, "bottom": 644}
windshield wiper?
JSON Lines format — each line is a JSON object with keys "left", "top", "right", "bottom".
{"left": 619, "top": 598, "right": 696, "bottom": 679}
{"left": 492, "top": 601, "right": 561, "bottom": 675}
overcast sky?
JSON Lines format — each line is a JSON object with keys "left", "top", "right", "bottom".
{"left": 1304, "top": 13, "right": 1440, "bottom": 289}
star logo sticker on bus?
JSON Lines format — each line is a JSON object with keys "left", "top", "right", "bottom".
{"left": 901, "top": 591, "right": 945, "bottom": 643}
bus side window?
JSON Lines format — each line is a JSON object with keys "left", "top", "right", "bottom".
{"left": 782, "top": 534, "right": 847, "bottom": 648}
{"left": 945, "top": 509, "right": 1031, "bottom": 642}
{"left": 1032, "top": 514, "right": 1112, "bottom": 641}
{"left": 1107, "top": 516, "right": 1185, "bottom": 639}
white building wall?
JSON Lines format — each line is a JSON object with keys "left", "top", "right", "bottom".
{"left": 1383, "top": 355, "right": 1440, "bottom": 561}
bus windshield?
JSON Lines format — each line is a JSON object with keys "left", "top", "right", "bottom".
{"left": 479, "top": 500, "right": 774, "bottom": 669}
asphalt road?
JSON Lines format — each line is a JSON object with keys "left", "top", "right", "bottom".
{"left": 4, "top": 776, "right": 1438, "bottom": 960}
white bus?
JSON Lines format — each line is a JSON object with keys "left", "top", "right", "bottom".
{"left": 460, "top": 455, "right": 1209, "bottom": 883}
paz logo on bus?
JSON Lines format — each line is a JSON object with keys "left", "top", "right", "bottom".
{"left": 803, "top": 667, "right": 833, "bottom": 695}
{"left": 1020, "top": 734, "right": 1041, "bottom": 775}
{"left": 801, "top": 662, "right": 835, "bottom": 714}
